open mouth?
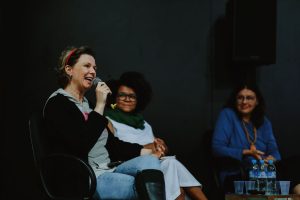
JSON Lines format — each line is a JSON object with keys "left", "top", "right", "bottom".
{"left": 85, "top": 77, "right": 94, "bottom": 83}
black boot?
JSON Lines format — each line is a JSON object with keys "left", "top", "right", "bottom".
{"left": 135, "top": 169, "right": 166, "bottom": 200}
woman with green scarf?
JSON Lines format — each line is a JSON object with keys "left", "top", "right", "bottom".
{"left": 104, "top": 71, "right": 208, "bottom": 200}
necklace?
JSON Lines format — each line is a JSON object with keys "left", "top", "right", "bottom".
{"left": 241, "top": 120, "right": 257, "bottom": 150}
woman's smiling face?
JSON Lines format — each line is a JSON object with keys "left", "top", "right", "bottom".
{"left": 116, "top": 85, "right": 137, "bottom": 113}
{"left": 236, "top": 88, "right": 258, "bottom": 117}
{"left": 65, "top": 54, "right": 96, "bottom": 91}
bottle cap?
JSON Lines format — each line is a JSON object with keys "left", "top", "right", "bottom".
{"left": 268, "top": 160, "right": 273, "bottom": 164}
{"left": 259, "top": 159, "right": 264, "bottom": 164}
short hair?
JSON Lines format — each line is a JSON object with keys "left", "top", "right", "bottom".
{"left": 106, "top": 71, "right": 152, "bottom": 113}
{"left": 56, "top": 46, "right": 95, "bottom": 88}
{"left": 224, "top": 82, "right": 266, "bottom": 128}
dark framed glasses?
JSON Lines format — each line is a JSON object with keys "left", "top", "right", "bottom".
{"left": 117, "top": 92, "right": 137, "bottom": 101}
{"left": 236, "top": 95, "right": 256, "bottom": 103}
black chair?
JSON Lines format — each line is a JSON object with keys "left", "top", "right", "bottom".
{"left": 28, "top": 112, "right": 97, "bottom": 200}
{"left": 212, "top": 156, "right": 246, "bottom": 191}
{"left": 203, "top": 129, "right": 246, "bottom": 199}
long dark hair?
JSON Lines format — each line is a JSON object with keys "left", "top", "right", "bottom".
{"left": 225, "top": 82, "right": 266, "bottom": 128}
{"left": 106, "top": 71, "right": 152, "bottom": 113}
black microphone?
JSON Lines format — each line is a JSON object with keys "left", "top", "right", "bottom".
{"left": 92, "top": 77, "right": 103, "bottom": 86}
{"left": 92, "top": 77, "right": 112, "bottom": 95}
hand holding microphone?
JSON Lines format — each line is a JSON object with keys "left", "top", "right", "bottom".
{"left": 92, "top": 77, "right": 104, "bottom": 87}
{"left": 93, "top": 77, "right": 112, "bottom": 115}
{"left": 92, "top": 77, "right": 112, "bottom": 94}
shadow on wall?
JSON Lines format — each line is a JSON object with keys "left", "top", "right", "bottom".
{"left": 212, "top": 16, "right": 234, "bottom": 90}
{"left": 212, "top": 15, "right": 258, "bottom": 90}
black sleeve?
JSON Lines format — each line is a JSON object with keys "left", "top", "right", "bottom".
{"left": 105, "top": 130, "right": 143, "bottom": 162}
{"left": 44, "top": 94, "right": 108, "bottom": 157}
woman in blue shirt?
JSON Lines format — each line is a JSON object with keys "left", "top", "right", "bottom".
{"left": 212, "top": 82, "right": 281, "bottom": 192}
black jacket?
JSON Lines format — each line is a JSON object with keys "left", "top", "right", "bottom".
{"left": 43, "top": 93, "right": 142, "bottom": 162}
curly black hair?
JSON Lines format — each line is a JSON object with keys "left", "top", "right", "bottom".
{"left": 106, "top": 71, "right": 152, "bottom": 113}
{"left": 224, "top": 81, "right": 266, "bottom": 128}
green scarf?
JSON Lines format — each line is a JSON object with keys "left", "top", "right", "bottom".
{"left": 104, "top": 108, "right": 145, "bottom": 129}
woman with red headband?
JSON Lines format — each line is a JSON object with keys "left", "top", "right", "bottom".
{"left": 43, "top": 46, "right": 166, "bottom": 199}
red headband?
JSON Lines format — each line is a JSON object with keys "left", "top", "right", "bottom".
{"left": 65, "top": 48, "right": 77, "bottom": 66}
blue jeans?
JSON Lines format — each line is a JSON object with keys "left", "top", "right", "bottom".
{"left": 95, "top": 155, "right": 161, "bottom": 199}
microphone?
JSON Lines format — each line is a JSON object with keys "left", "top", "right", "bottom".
{"left": 92, "top": 77, "right": 102, "bottom": 86}
{"left": 92, "top": 77, "right": 112, "bottom": 95}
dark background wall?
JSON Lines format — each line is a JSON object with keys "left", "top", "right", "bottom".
{"left": 2, "top": 0, "right": 300, "bottom": 199}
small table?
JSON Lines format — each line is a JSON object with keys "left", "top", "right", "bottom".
{"left": 225, "top": 194, "right": 300, "bottom": 200}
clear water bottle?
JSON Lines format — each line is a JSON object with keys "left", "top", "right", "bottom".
{"left": 258, "top": 159, "right": 267, "bottom": 194}
{"left": 249, "top": 159, "right": 259, "bottom": 193}
{"left": 266, "top": 160, "right": 277, "bottom": 195}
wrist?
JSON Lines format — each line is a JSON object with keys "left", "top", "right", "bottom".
{"left": 94, "top": 104, "right": 105, "bottom": 115}
{"left": 140, "top": 148, "right": 152, "bottom": 155}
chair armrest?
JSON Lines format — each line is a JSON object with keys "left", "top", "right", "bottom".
{"left": 40, "top": 153, "right": 96, "bottom": 200}
{"left": 212, "top": 156, "right": 246, "bottom": 189}
{"left": 213, "top": 156, "right": 242, "bottom": 171}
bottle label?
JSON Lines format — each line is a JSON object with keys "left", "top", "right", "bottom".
{"left": 267, "top": 171, "right": 276, "bottom": 178}
{"left": 258, "top": 171, "right": 267, "bottom": 178}
{"left": 249, "top": 170, "right": 258, "bottom": 178}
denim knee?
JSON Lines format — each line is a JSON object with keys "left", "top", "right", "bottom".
{"left": 96, "top": 172, "right": 138, "bottom": 199}
{"left": 137, "top": 155, "right": 161, "bottom": 170}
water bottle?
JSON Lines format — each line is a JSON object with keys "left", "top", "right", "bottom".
{"left": 258, "top": 159, "right": 267, "bottom": 194}
{"left": 266, "top": 160, "right": 277, "bottom": 195}
{"left": 249, "top": 159, "right": 259, "bottom": 193}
